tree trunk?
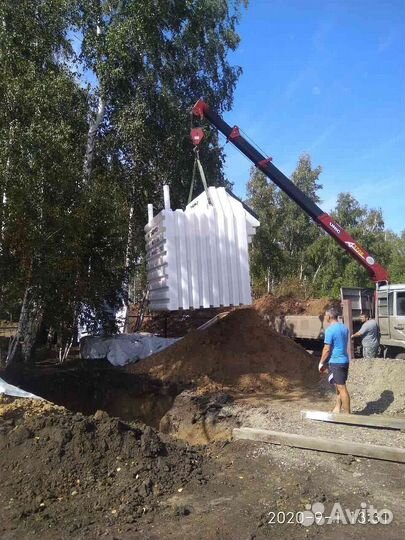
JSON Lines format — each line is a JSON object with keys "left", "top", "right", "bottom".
{"left": 299, "top": 262, "right": 304, "bottom": 281}
{"left": 21, "top": 297, "right": 43, "bottom": 363}
{"left": 7, "top": 285, "right": 43, "bottom": 366}
{"left": 74, "top": 1, "right": 124, "bottom": 339}
{"left": 83, "top": 96, "right": 105, "bottom": 183}
{"left": 82, "top": 0, "right": 124, "bottom": 184}
{"left": 121, "top": 205, "right": 134, "bottom": 332}
{"left": 266, "top": 267, "right": 271, "bottom": 294}
{"left": 0, "top": 188, "right": 6, "bottom": 252}
{"left": 1, "top": 124, "right": 12, "bottom": 253}
{"left": 312, "top": 262, "right": 322, "bottom": 283}
{"left": 58, "top": 303, "right": 78, "bottom": 363}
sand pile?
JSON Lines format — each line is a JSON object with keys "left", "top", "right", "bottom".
{"left": 128, "top": 308, "right": 318, "bottom": 393}
{"left": 255, "top": 294, "right": 341, "bottom": 319}
{"left": 0, "top": 396, "right": 204, "bottom": 537}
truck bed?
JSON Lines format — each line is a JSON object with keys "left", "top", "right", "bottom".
{"left": 271, "top": 315, "right": 330, "bottom": 340}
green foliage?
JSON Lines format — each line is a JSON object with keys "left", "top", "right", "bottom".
{"left": 272, "top": 276, "right": 314, "bottom": 300}
{"left": 247, "top": 166, "right": 285, "bottom": 290}
{"left": 0, "top": 0, "right": 245, "bottom": 359}
{"left": 386, "top": 230, "right": 405, "bottom": 283}
{"left": 307, "top": 193, "right": 393, "bottom": 297}
{"left": 0, "top": 0, "right": 88, "bottom": 327}
{"left": 248, "top": 154, "right": 404, "bottom": 298}
{"left": 77, "top": 0, "right": 244, "bottom": 263}
{"left": 247, "top": 154, "right": 323, "bottom": 293}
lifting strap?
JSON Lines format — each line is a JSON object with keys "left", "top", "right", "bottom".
{"left": 188, "top": 148, "right": 211, "bottom": 205}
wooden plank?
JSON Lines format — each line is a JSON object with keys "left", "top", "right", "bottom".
{"left": 233, "top": 427, "right": 405, "bottom": 463}
{"left": 197, "top": 311, "right": 229, "bottom": 331}
{"left": 301, "top": 409, "right": 405, "bottom": 431}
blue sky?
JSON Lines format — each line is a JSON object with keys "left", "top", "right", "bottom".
{"left": 222, "top": 0, "right": 405, "bottom": 233}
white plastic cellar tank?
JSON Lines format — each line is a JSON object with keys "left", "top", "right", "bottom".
{"left": 145, "top": 185, "right": 260, "bottom": 311}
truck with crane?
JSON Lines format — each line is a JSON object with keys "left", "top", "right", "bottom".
{"left": 191, "top": 100, "right": 405, "bottom": 359}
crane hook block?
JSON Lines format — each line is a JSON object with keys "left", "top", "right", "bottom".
{"left": 191, "top": 127, "right": 205, "bottom": 146}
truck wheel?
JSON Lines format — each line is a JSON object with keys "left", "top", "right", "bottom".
{"left": 395, "top": 352, "right": 405, "bottom": 360}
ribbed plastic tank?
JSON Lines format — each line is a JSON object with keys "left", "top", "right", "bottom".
{"left": 145, "top": 185, "right": 260, "bottom": 311}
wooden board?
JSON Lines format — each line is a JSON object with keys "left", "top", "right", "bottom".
{"left": 301, "top": 409, "right": 405, "bottom": 431}
{"left": 233, "top": 427, "right": 405, "bottom": 463}
{"left": 197, "top": 311, "right": 229, "bottom": 331}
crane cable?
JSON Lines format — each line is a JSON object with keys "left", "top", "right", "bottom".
{"left": 187, "top": 147, "right": 210, "bottom": 204}
{"left": 188, "top": 109, "right": 211, "bottom": 204}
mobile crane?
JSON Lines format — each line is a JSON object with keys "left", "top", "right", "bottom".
{"left": 191, "top": 100, "right": 405, "bottom": 358}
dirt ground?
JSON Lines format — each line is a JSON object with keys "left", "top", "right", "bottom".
{"left": 1, "top": 304, "right": 405, "bottom": 540}
{"left": 1, "top": 354, "right": 404, "bottom": 540}
{"left": 0, "top": 396, "right": 207, "bottom": 540}
{"left": 157, "top": 358, "right": 405, "bottom": 448}
{"left": 142, "top": 439, "right": 405, "bottom": 540}
{"left": 128, "top": 308, "right": 318, "bottom": 394}
{"left": 254, "top": 294, "right": 341, "bottom": 319}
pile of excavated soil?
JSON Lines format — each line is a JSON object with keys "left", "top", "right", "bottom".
{"left": 138, "top": 306, "right": 230, "bottom": 337}
{"left": 0, "top": 396, "right": 205, "bottom": 538}
{"left": 128, "top": 308, "right": 318, "bottom": 394}
{"left": 255, "top": 294, "right": 341, "bottom": 319}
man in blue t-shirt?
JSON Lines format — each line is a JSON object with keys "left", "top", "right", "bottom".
{"left": 318, "top": 307, "right": 351, "bottom": 414}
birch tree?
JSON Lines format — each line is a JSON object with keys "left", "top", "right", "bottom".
{"left": 0, "top": 0, "right": 87, "bottom": 363}
{"left": 1, "top": 0, "right": 245, "bottom": 363}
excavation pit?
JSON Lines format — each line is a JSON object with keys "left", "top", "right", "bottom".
{"left": 4, "top": 360, "right": 182, "bottom": 429}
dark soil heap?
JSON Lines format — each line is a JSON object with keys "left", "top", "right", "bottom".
{"left": 128, "top": 308, "right": 318, "bottom": 394}
{"left": 138, "top": 306, "right": 230, "bottom": 337}
{"left": 254, "top": 294, "right": 341, "bottom": 319}
{"left": 0, "top": 397, "right": 204, "bottom": 537}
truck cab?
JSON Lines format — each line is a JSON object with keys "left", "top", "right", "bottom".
{"left": 341, "top": 285, "right": 405, "bottom": 359}
{"left": 376, "top": 284, "right": 405, "bottom": 359}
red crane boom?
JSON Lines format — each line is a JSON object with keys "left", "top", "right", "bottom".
{"left": 192, "top": 99, "right": 389, "bottom": 284}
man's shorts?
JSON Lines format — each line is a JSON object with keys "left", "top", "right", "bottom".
{"left": 328, "top": 363, "right": 349, "bottom": 385}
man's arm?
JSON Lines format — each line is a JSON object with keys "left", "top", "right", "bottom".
{"left": 351, "top": 322, "right": 366, "bottom": 339}
{"left": 319, "top": 344, "right": 331, "bottom": 372}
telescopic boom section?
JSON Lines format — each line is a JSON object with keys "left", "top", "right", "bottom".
{"left": 192, "top": 99, "right": 389, "bottom": 284}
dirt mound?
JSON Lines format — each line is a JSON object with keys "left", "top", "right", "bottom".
{"left": 138, "top": 306, "right": 230, "bottom": 337}
{"left": 255, "top": 294, "right": 341, "bottom": 319}
{"left": 0, "top": 396, "right": 205, "bottom": 537}
{"left": 128, "top": 308, "right": 318, "bottom": 394}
